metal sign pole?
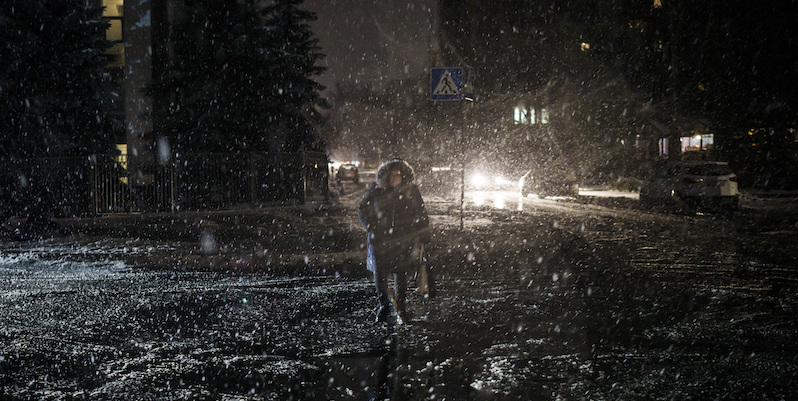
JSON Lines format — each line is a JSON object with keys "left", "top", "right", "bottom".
{"left": 460, "top": 99, "right": 465, "bottom": 231}
{"left": 430, "top": 66, "right": 474, "bottom": 231}
{"left": 459, "top": 67, "right": 474, "bottom": 231}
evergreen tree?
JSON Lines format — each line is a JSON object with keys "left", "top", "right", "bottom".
{"left": 261, "top": 0, "right": 328, "bottom": 152}
{"left": 0, "top": 0, "right": 117, "bottom": 158}
{"left": 151, "top": 0, "right": 327, "bottom": 153}
{"left": 152, "top": 0, "right": 267, "bottom": 152}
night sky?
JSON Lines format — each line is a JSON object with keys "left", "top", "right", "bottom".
{"left": 306, "top": 0, "right": 437, "bottom": 93}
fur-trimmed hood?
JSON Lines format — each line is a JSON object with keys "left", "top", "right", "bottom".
{"left": 375, "top": 158, "right": 415, "bottom": 188}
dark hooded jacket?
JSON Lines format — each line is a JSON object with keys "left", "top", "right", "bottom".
{"left": 358, "top": 159, "right": 431, "bottom": 250}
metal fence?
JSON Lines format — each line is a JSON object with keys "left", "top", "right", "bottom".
{"left": 1, "top": 152, "right": 329, "bottom": 217}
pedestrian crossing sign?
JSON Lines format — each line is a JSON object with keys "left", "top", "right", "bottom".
{"left": 430, "top": 67, "right": 463, "bottom": 101}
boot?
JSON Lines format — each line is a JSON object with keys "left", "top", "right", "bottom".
{"left": 395, "top": 307, "right": 412, "bottom": 325}
{"left": 375, "top": 305, "right": 390, "bottom": 323}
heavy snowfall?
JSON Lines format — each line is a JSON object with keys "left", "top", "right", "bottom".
{"left": 2, "top": 179, "right": 797, "bottom": 400}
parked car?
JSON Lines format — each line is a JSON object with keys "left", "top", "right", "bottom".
{"left": 336, "top": 164, "right": 359, "bottom": 183}
{"left": 520, "top": 169, "right": 579, "bottom": 198}
{"left": 639, "top": 161, "right": 739, "bottom": 209}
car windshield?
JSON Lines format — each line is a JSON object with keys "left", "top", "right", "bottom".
{"left": 685, "top": 164, "right": 733, "bottom": 176}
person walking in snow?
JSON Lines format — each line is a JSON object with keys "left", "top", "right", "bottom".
{"left": 358, "top": 158, "right": 431, "bottom": 325}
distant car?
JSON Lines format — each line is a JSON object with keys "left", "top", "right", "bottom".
{"left": 336, "top": 164, "right": 359, "bottom": 183}
{"left": 639, "top": 161, "right": 739, "bottom": 209}
{"left": 520, "top": 170, "right": 579, "bottom": 198}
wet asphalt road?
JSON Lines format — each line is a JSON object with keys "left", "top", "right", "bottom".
{"left": 1, "top": 184, "right": 797, "bottom": 400}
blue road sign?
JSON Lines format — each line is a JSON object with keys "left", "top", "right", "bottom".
{"left": 430, "top": 67, "right": 463, "bottom": 101}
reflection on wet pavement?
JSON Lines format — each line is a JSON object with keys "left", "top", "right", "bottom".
{"left": 1, "top": 188, "right": 797, "bottom": 400}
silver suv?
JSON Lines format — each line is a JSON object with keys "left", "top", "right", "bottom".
{"left": 640, "top": 161, "right": 740, "bottom": 209}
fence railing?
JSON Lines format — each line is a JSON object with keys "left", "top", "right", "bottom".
{"left": 1, "top": 152, "right": 329, "bottom": 218}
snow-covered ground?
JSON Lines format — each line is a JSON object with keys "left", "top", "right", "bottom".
{"left": 1, "top": 182, "right": 797, "bottom": 400}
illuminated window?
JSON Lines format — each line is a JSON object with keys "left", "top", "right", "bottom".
{"left": 116, "top": 143, "right": 129, "bottom": 184}
{"left": 514, "top": 106, "right": 528, "bottom": 125}
{"left": 103, "top": 0, "right": 124, "bottom": 68}
{"left": 513, "top": 106, "right": 549, "bottom": 125}
{"left": 680, "top": 134, "right": 714, "bottom": 152}
{"left": 653, "top": 0, "right": 662, "bottom": 8}
{"left": 580, "top": 42, "right": 590, "bottom": 52}
{"left": 659, "top": 138, "right": 669, "bottom": 158}
{"left": 703, "top": 134, "right": 714, "bottom": 147}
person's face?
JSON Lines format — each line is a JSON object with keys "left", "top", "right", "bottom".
{"left": 388, "top": 170, "right": 402, "bottom": 188}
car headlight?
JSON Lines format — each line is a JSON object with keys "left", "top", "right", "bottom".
{"left": 470, "top": 173, "right": 489, "bottom": 187}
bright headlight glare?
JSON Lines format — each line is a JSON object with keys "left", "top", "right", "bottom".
{"left": 471, "top": 173, "right": 488, "bottom": 187}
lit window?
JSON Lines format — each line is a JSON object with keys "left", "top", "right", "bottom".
{"left": 703, "top": 134, "right": 714, "bottom": 147}
{"left": 513, "top": 106, "right": 528, "bottom": 125}
{"left": 580, "top": 42, "right": 590, "bottom": 52}
{"left": 103, "top": 0, "right": 125, "bottom": 68}
{"left": 116, "top": 143, "right": 128, "bottom": 184}
{"left": 513, "top": 106, "right": 550, "bottom": 125}
{"left": 680, "top": 134, "right": 714, "bottom": 152}
{"left": 653, "top": 0, "right": 662, "bottom": 8}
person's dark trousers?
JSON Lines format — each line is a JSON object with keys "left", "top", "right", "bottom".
{"left": 373, "top": 243, "right": 414, "bottom": 321}
{"left": 374, "top": 260, "right": 391, "bottom": 322}
{"left": 373, "top": 247, "right": 394, "bottom": 322}
{"left": 392, "top": 269, "right": 409, "bottom": 316}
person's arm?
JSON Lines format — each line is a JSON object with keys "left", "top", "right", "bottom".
{"left": 410, "top": 185, "right": 431, "bottom": 244}
{"left": 358, "top": 183, "right": 378, "bottom": 230}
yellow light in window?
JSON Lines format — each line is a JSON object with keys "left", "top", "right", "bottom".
{"left": 115, "top": 143, "right": 128, "bottom": 168}
{"left": 116, "top": 143, "right": 128, "bottom": 184}
{"left": 654, "top": 0, "right": 662, "bottom": 8}
{"left": 103, "top": 0, "right": 124, "bottom": 17}
{"left": 581, "top": 42, "right": 590, "bottom": 51}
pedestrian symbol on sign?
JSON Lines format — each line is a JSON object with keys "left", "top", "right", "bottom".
{"left": 430, "top": 67, "right": 464, "bottom": 101}
{"left": 433, "top": 70, "right": 459, "bottom": 96}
